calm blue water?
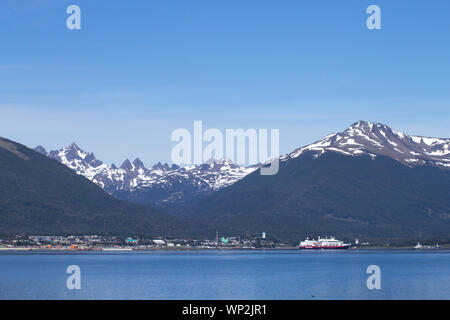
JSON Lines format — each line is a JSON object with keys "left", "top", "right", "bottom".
{"left": 0, "top": 250, "right": 448, "bottom": 299}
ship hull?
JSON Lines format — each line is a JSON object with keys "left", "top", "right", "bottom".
{"left": 298, "top": 245, "right": 351, "bottom": 250}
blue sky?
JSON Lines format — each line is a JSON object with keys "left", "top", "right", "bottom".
{"left": 1, "top": 0, "right": 449, "bottom": 166}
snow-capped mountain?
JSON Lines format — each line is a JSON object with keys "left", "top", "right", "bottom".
{"left": 180, "top": 121, "right": 450, "bottom": 241}
{"left": 35, "top": 120, "right": 450, "bottom": 207}
{"left": 35, "top": 143, "right": 257, "bottom": 205}
{"left": 282, "top": 120, "right": 450, "bottom": 169}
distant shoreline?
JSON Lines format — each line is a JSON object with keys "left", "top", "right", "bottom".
{"left": 0, "top": 246, "right": 448, "bottom": 253}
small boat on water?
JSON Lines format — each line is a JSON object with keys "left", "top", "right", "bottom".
{"left": 298, "top": 237, "right": 351, "bottom": 250}
{"left": 435, "top": 243, "right": 440, "bottom": 249}
{"left": 414, "top": 241, "right": 422, "bottom": 250}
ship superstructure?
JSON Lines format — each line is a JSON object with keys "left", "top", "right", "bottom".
{"left": 298, "top": 237, "right": 351, "bottom": 250}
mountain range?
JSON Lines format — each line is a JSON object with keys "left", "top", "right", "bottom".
{"left": 34, "top": 144, "right": 257, "bottom": 206}
{"left": 35, "top": 120, "right": 450, "bottom": 208}
{"left": 3, "top": 120, "right": 449, "bottom": 242}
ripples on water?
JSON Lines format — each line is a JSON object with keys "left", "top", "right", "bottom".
{"left": 0, "top": 250, "right": 448, "bottom": 299}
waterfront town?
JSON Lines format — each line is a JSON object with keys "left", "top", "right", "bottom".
{"left": 0, "top": 233, "right": 284, "bottom": 251}
{"left": 0, "top": 234, "right": 446, "bottom": 251}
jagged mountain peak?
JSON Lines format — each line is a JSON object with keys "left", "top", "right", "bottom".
{"left": 85, "top": 152, "right": 96, "bottom": 161}
{"left": 345, "top": 120, "right": 403, "bottom": 138}
{"left": 132, "top": 157, "right": 145, "bottom": 169}
{"left": 349, "top": 119, "right": 369, "bottom": 128}
{"left": 203, "top": 157, "right": 239, "bottom": 170}
{"left": 37, "top": 143, "right": 107, "bottom": 180}
{"left": 51, "top": 142, "right": 89, "bottom": 162}
{"left": 68, "top": 142, "right": 81, "bottom": 150}
{"left": 152, "top": 162, "right": 170, "bottom": 171}
{"left": 120, "top": 159, "right": 133, "bottom": 170}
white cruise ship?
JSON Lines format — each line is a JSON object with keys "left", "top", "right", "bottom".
{"left": 298, "top": 237, "right": 351, "bottom": 250}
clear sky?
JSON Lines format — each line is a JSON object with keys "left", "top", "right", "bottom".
{"left": 1, "top": 0, "right": 449, "bottom": 166}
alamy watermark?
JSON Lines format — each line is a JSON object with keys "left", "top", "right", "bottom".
{"left": 171, "top": 121, "right": 280, "bottom": 175}
{"left": 66, "top": 5, "right": 81, "bottom": 30}
{"left": 366, "top": 5, "right": 381, "bottom": 30}
{"left": 366, "top": 265, "right": 381, "bottom": 290}
{"left": 66, "top": 265, "right": 81, "bottom": 290}
{"left": 65, "top": 4, "right": 381, "bottom": 31}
